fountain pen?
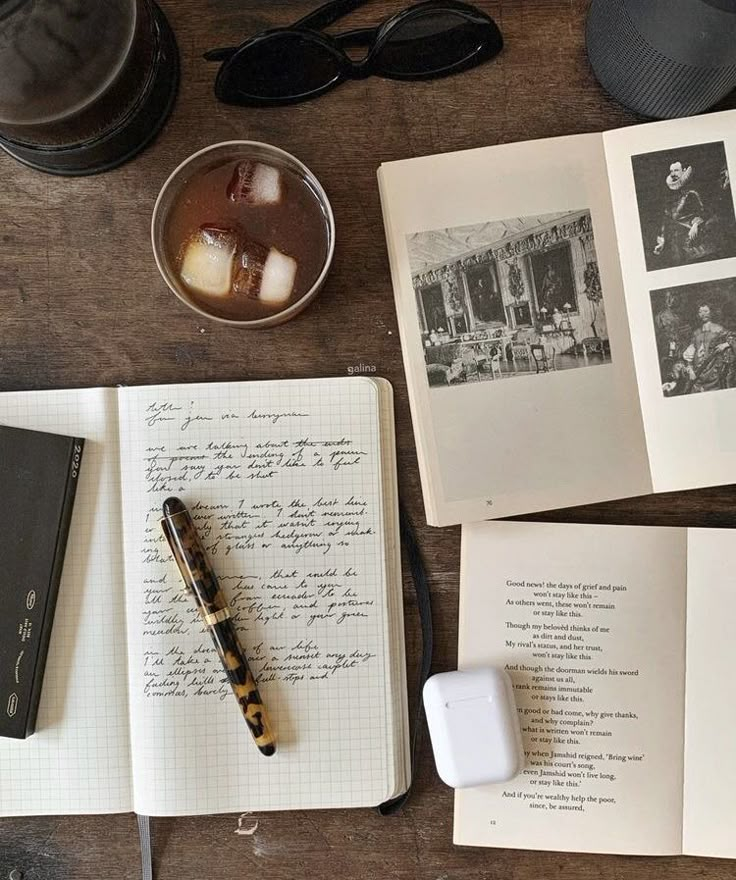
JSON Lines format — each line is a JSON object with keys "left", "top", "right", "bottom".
{"left": 160, "top": 496, "right": 276, "bottom": 756}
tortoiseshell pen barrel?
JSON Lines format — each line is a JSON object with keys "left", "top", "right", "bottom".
{"left": 160, "top": 496, "right": 276, "bottom": 756}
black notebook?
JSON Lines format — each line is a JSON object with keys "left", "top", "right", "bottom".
{"left": 0, "top": 425, "right": 84, "bottom": 739}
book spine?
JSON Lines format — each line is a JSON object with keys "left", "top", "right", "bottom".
{"left": 24, "top": 437, "right": 85, "bottom": 737}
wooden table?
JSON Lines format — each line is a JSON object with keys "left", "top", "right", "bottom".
{"left": 2, "top": 1, "right": 736, "bottom": 878}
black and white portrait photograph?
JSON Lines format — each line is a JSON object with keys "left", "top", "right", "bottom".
{"left": 651, "top": 277, "right": 736, "bottom": 397}
{"left": 407, "top": 209, "right": 612, "bottom": 389}
{"left": 632, "top": 141, "right": 736, "bottom": 272}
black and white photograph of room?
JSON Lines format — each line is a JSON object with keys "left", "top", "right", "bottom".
{"left": 408, "top": 210, "right": 612, "bottom": 387}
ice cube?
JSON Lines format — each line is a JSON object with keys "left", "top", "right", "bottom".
{"left": 233, "top": 244, "right": 297, "bottom": 307}
{"left": 227, "top": 161, "right": 282, "bottom": 205}
{"left": 233, "top": 241, "right": 269, "bottom": 299}
{"left": 179, "top": 226, "right": 238, "bottom": 298}
{"left": 260, "top": 248, "right": 297, "bottom": 306}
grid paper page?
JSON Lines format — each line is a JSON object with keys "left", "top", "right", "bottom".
{"left": 0, "top": 388, "right": 132, "bottom": 815}
{"left": 118, "top": 378, "right": 398, "bottom": 815}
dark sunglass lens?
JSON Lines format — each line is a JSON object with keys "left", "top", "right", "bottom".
{"left": 219, "top": 33, "right": 343, "bottom": 102}
{"left": 376, "top": 10, "right": 501, "bottom": 77}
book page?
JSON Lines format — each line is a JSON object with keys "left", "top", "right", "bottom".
{"left": 117, "top": 378, "right": 402, "bottom": 816}
{"left": 604, "top": 110, "right": 736, "bottom": 491}
{"left": 379, "top": 133, "right": 650, "bottom": 526}
{"left": 682, "top": 528, "right": 736, "bottom": 858}
{"left": 0, "top": 388, "right": 131, "bottom": 815}
{"left": 455, "top": 521, "right": 686, "bottom": 855}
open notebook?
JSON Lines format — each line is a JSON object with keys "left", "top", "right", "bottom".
{"left": 0, "top": 378, "right": 409, "bottom": 817}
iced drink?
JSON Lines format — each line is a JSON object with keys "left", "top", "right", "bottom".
{"left": 160, "top": 150, "right": 332, "bottom": 324}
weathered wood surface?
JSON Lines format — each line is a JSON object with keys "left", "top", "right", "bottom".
{"left": 2, "top": 1, "right": 736, "bottom": 877}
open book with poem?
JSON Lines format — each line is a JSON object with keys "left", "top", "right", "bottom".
{"left": 455, "top": 520, "right": 735, "bottom": 858}
{"left": 379, "top": 109, "right": 736, "bottom": 525}
{"left": 0, "top": 378, "right": 409, "bottom": 817}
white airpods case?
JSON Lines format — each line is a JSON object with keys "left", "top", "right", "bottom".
{"left": 423, "top": 667, "right": 525, "bottom": 789}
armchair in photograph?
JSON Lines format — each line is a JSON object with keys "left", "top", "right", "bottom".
{"left": 531, "top": 343, "right": 557, "bottom": 373}
{"left": 426, "top": 363, "right": 451, "bottom": 386}
{"left": 510, "top": 342, "right": 532, "bottom": 373}
{"left": 475, "top": 342, "right": 503, "bottom": 379}
{"left": 580, "top": 337, "right": 608, "bottom": 359}
{"left": 460, "top": 348, "right": 481, "bottom": 382}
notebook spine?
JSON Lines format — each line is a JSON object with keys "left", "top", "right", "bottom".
{"left": 25, "top": 437, "right": 85, "bottom": 736}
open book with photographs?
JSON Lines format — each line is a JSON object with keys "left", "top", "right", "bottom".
{"left": 379, "top": 109, "right": 736, "bottom": 526}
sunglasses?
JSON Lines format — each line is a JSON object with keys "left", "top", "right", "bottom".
{"left": 204, "top": 0, "right": 503, "bottom": 107}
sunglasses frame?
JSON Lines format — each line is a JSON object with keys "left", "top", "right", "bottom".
{"left": 206, "top": 0, "right": 503, "bottom": 107}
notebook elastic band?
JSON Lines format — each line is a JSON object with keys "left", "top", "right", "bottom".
{"left": 378, "top": 503, "right": 434, "bottom": 816}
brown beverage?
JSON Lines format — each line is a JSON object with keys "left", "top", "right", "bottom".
{"left": 163, "top": 157, "right": 331, "bottom": 323}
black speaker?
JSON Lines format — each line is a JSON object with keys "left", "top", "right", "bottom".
{"left": 586, "top": 0, "right": 736, "bottom": 119}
